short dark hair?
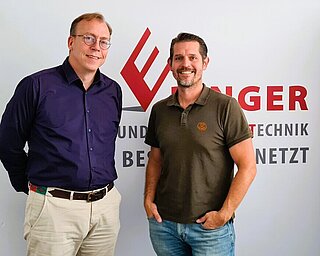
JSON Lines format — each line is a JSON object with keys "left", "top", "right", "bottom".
{"left": 169, "top": 32, "right": 208, "bottom": 63}
{"left": 70, "top": 12, "right": 112, "bottom": 36}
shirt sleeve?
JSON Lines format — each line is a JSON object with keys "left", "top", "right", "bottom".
{"left": 144, "top": 105, "right": 159, "bottom": 148}
{"left": 117, "top": 83, "right": 123, "bottom": 124}
{"left": 0, "top": 76, "right": 37, "bottom": 193}
{"left": 223, "top": 97, "right": 252, "bottom": 149}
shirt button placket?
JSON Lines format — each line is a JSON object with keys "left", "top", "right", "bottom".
{"left": 85, "top": 94, "right": 94, "bottom": 171}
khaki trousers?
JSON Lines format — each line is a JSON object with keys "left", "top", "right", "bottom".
{"left": 24, "top": 186, "right": 121, "bottom": 256}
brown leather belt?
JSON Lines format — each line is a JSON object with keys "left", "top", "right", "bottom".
{"left": 30, "top": 182, "right": 114, "bottom": 202}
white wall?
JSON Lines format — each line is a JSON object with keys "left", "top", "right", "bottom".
{"left": 0, "top": 1, "right": 319, "bottom": 255}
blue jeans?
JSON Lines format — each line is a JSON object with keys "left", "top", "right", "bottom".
{"left": 148, "top": 218, "right": 235, "bottom": 256}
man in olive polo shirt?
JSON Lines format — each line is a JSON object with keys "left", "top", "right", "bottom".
{"left": 144, "top": 32, "right": 257, "bottom": 256}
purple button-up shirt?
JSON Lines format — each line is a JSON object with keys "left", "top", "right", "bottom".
{"left": 0, "top": 58, "right": 122, "bottom": 193}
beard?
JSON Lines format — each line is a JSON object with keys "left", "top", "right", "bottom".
{"left": 176, "top": 69, "right": 195, "bottom": 88}
{"left": 177, "top": 78, "right": 194, "bottom": 88}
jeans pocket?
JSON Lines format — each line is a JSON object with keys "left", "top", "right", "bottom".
{"left": 198, "top": 222, "right": 230, "bottom": 237}
{"left": 191, "top": 221, "right": 235, "bottom": 255}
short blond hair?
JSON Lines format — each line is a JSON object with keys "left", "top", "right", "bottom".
{"left": 70, "top": 12, "right": 112, "bottom": 36}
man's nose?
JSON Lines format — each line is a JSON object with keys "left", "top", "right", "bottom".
{"left": 90, "top": 40, "right": 101, "bottom": 51}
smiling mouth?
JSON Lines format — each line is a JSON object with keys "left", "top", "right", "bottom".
{"left": 178, "top": 70, "right": 195, "bottom": 75}
{"left": 87, "top": 55, "right": 101, "bottom": 60}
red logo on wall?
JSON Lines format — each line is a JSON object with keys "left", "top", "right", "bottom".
{"left": 121, "top": 28, "right": 171, "bottom": 112}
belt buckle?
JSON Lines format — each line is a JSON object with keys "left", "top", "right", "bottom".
{"left": 87, "top": 192, "right": 95, "bottom": 202}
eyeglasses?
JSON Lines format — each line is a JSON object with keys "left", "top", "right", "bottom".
{"left": 72, "top": 34, "right": 111, "bottom": 50}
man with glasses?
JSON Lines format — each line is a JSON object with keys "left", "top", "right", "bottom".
{"left": 0, "top": 13, "right": 122, "bottom": 256}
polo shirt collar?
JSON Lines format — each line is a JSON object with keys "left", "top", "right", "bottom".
{"left": 167, "top": 84, "right": 210, "bottom": 107}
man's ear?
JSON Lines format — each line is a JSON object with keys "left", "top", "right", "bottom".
{"left": 67, "top": 36, "right": 74, "bottom": 51}
{"left": 167, "top": 58, "right": 173, "bottom": 70}
{"left": 203, "top": 57, "right": 210, "bottom": 70}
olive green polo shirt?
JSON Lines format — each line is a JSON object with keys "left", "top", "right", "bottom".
{"left": 145, "top": 85, "right": 252, "bottom": 223}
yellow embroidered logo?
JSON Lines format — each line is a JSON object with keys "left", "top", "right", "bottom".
{"left": 197, "top": 122, "right": 207, "bottom": 132}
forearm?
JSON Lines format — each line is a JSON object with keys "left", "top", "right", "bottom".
{"left": 144, "top": 149, "right": 163, "bottom": 221}
{"left": 219, "top": 165, "right": 256, "bottom": 221}
{"left": 0, "top": 149, "right": 29, "bottom": 193}
{"left": 8, "top": 172, "right": 29, "bottom": 193}
{"left": 0, "top": 113, "right": 29, "bottom": 193}
{"left": 196, "top": 163, "right": 256, "bottom": 228}
{"left": 219, "top": 138, "right": 257, "bottom": 221}
{"left": 144, "top": 160, "right": 161, "bottom": 203}
{"left": 144, "top": 147, "right": 162, "bottom": 217}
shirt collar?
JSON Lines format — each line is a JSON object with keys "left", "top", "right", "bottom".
{"left": 62, "top": 57, "right": 102, "bottom": 86}
{"left": 167, "top": 84, "right": 210, "bottom": 107}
